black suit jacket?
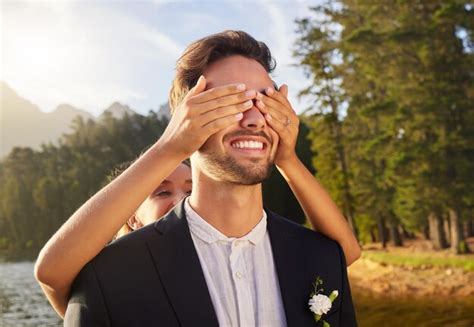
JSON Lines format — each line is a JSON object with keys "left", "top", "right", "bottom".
{"left": 65, "top": 200, "right": 357, "bottom": 326}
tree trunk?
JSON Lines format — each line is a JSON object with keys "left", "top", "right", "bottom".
{"left": 401, "top": 225, "right": 412, "bottom": 239}
{"left": 422, "top": 223, "right": 430, "bottom": 240}
{"left": 403, "top": 227, "right": 415, "bottom": 240}
{"left": 428, "top": 212, "right": 448, "bottom": 249}
{"left": 464, "top": 209, "right": 473, "bottom": 237}
{"left": 444, "top": 214, "right": 451, "bottom": 245}
{"left": 389, "top": 224, "right": 403, "bottom": 246}
{"left": 449, "top": 208, "right": 470, "bottom": 254}
{"left": 376, "top": 214, "right": 388, "bottom": 248}
{"left": 325, "top": 75, "right": 358, "bottom": 242}
{"left": 370, "top": 227, "right": 377, "bottom": 243}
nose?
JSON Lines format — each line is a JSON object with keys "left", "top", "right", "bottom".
{"left": 240, "top": 106, "right": 266, "bottom": 131}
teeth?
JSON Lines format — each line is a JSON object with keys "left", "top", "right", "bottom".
{"left": 231, "top": 140, "right": 264, "bottom": 149}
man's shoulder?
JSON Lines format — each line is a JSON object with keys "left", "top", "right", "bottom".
{"left": 267, "top": 210, "right": 343, "bottom": 258}
{"left": 89, "top": 224, "right": 158, "bottom": 268}
{"left": 268, "top": 210, "right": 335, "bottom": 241}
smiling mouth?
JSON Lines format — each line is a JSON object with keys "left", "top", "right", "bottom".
{"left": 230, "top": 140, "right": 265, "bottom": 150}
{"left": 228, "top": 139, "right": 269, "bottom": 157}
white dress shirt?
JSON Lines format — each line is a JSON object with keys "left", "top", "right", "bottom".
{"left": 184, "top": 198, "right": 287, "bottom": 327}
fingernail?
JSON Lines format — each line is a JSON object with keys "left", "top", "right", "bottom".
{"left": 244, "top": 100, "right": 253, "bottom": 108}
{"left": 245, "top": 90, "right": 256, "bottom": 97}
{"left": 195, "top": 75, "right": 203, "bottom": 86}
{"left": 266, "top": 87, "right": 274, "bottom": 95}
{"left": 235, "top": 112, "right": 244, "bottom": 120}
{"left": 265, "top": 113, "right": 272, "bottom": 121}
{"left": 258, "top": 100, "right": 265, "bottom": 108}
{"left": 237, "top": 84, "right": 246, "bottom": 91}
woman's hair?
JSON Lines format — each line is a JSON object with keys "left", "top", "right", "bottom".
{"left": 108, "top": 158, "right": 191, "bottom": 239}
{"left": 168, "top": 30, "right": 276, "bottom": 114}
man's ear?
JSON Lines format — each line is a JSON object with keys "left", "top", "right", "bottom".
{"left": 127, "top": 215, "right": 144, "bottom": 230}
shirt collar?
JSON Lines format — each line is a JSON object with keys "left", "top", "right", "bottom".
{"left": 184, "top": 197, "right": 267, "bottom": 246}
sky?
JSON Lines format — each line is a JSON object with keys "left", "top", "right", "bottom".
{"left": 1, "top": 0, "right": 319, "bottom": 116}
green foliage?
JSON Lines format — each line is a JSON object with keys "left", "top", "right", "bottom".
{"left": 0, "top": 112, "right": 315, "bottom": 258}
{"left": 294, "top": 0, "right": 474, "bottom": 247}
{"left": 0, "top": 112, "right": 169, "bottom": 258}
{"left": 362, "top": 250, "right": 474, "bottom": 272}
{"left": 263, "top": 119, "right": 315, "bottom": 224}
{"left": 355, "top": 214, "right": 376, "bottom": 245}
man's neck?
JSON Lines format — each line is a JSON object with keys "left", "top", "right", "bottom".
{"left": 188, "top": 173, "right": 264, "bottom": 238}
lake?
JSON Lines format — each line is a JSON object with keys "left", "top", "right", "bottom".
{"left": 0, "top": 262, "right": 61, "bottom": 326}
{"left": 0, "top": 262, "right": 473, "bottom": 326}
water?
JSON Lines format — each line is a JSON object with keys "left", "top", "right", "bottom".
{"left": 0, "top": 262, "right": 61, "bottom": 327}
{"left": 353, "top": 290, "right": 474, "bottom": 327}
{"left": 0, "top": 262, "right": 473, "bottom": 326}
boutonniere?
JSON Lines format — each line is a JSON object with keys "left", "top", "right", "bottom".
{"left": 308, "top": 276, "right": 338, "bottom": 326}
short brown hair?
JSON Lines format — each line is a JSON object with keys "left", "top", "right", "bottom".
{"left": 168, "top": 30, "right": 276, "bottom": 114}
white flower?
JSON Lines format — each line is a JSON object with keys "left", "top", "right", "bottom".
{"left": 308, "top": 294, "right": 332, "bottom": 315}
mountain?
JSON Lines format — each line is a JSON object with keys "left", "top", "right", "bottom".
{"left": 157, "top": 102, "right": 171, "bottom": 120}
{"left": 46, "top": 104, "right": 94, "bottom": 132}
{"left": 100, "top": 102, "right": 136, "bottom": 120}
{"left": 0, "top": 83, "right": 159, "bottom": 158}
{"left": 0, "top": 82, "right": 93, "bottom": 157}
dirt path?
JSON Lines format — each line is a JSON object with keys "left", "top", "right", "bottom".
{"left": 348, "top": 258, "right": 474, "bottom": 298}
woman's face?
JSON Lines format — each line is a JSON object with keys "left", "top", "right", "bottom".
{"left": 133, "top": 163, "right": 192, "bottom": 227}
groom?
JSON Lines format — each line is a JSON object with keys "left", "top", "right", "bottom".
{"left": 65, "top": 31, "right": 357, "bottom": 326}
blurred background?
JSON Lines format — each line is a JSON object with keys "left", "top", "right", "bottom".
{"left": 1, "top": 1, "right": 473, "bottom": 326}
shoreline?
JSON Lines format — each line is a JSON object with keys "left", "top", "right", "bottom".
{"left": 349, "top": 258, "right": 474, "bottom": 299}
{"left": 348, "top": 239, "right": 474, "bottom": 299}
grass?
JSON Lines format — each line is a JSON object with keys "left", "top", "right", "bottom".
{"left": 361, "top": 250, "right": 474, "bottom": 272}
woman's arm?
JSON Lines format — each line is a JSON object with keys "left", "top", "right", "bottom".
{"left": 276, "top": 156, "right": 361, "bottom": 266}
{"left": 260, "top": 85, "right": 361, "bottom": 266}
{"left": 35, "top": 141, "right": 184, "bottom": 317}
{"left": 34, "top": 77, "right": 256, "bottom": 317}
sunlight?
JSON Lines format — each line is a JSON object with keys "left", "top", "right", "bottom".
{"left": 2, "top": 2, "right": 96, "bottom": 111}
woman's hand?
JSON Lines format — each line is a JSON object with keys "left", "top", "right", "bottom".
{"left": 258, "top": 84, "right": 300, "bottom": 167}
{"left": 159, "top": 76, "right": 260, "bottom": 159}
{"left": 258, "top": 85, "right": 361, "bottom": 266}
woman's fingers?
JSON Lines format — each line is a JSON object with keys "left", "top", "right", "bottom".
{"left": 191, "top": 83, "right": 247, "bottom": 104}
{"left": 265, "top": 85, "right": 292, "bottom": 108}
{"left": 279, "top": 84, "right": 289, "bottom": 98}
{"left": 264, "top": 113, "right": 291, "bottom": 135}
{"left": 185, "top": 75, "right": 207, "bottom": 99}
{"left": 260, "top": 97, "right": 292, "bottom": 124}
{"left": 198, "top": 99, "right": 253, "bottom": 126}
{"left": 260, "top": 97, "right": 286, "bottom": 123}
{"left": 261, "top": 86, "right": 298, "bottom": 127}
{"left": 202, "top": 111, "right": 244, "bottom": 135}
{"left": 195, "top": 89, "right": 258, "bottom": 115}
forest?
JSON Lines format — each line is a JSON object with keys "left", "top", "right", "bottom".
{"left": 0, "top": 1, "right": 472, "bottom": 259}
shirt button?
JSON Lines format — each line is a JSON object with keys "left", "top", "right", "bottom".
{"left": 235, "top": 271, "right": 243, "bottom": 279}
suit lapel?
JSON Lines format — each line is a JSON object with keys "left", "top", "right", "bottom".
{"left": 146, "top": 200, "right": 219, "bottom": 327}
{"left": 267, "top": 210, "right": 316, "bottom": 327}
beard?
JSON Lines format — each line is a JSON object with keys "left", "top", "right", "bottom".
{"left": 199, "top": 150, "right": 274, "bottom": 185}
{"left": 197, "top": 132, "right": 275, "bottom": 185}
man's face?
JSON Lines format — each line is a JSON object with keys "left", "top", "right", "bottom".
{"left": 195, "top": 55, "right": 279, "bottom": 185}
